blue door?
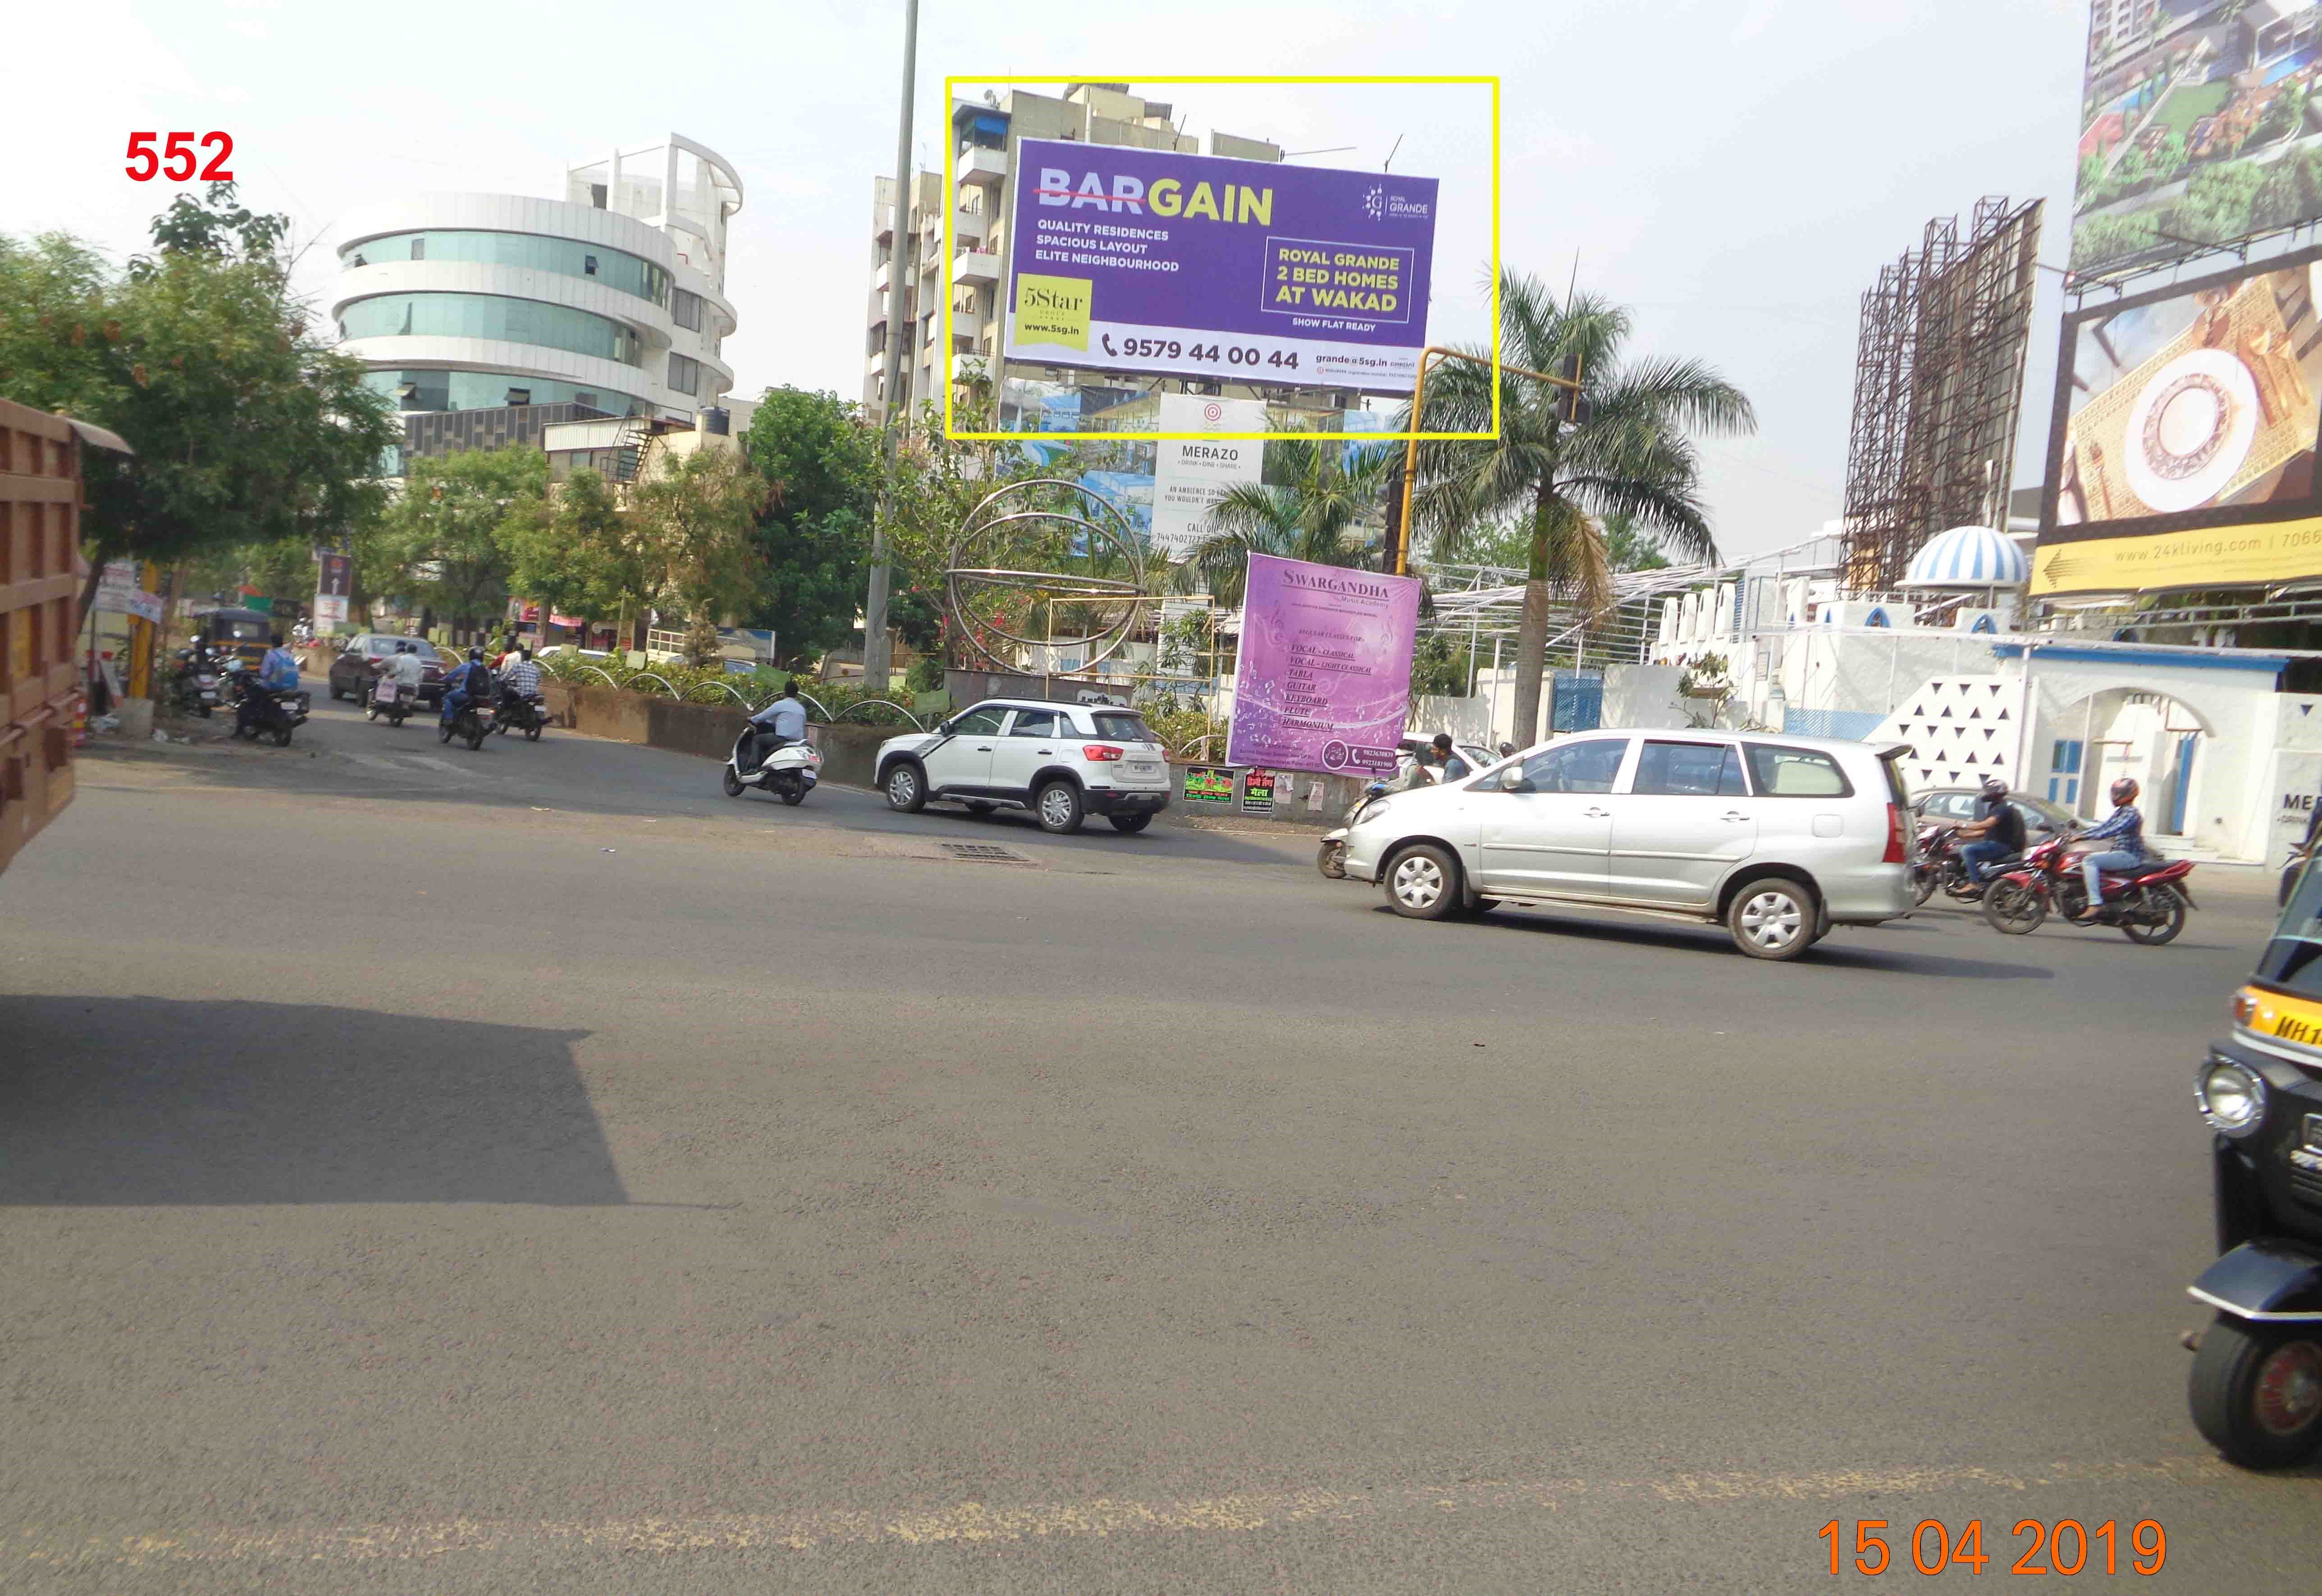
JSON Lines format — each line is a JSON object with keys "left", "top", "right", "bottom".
{"left": 1550, "top": 670, "right": 1604, "bottom": 733}
{"left": 2165, "top": 731, "right": 2198, "bottom": 836}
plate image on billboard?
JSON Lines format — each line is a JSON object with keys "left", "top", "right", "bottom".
{"left": 1002, "top": 136, "right": 1439, "bottom": 397}
{"left": 2072, "top": 1, "right": 2322, "bottom": 276}
{"left": 2034, "top": 243, "right": 2322, "bottom": 594}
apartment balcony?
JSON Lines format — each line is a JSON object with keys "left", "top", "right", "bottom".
{"left": 954, "top": 248, "right": 1000, "bottom": 285}
{"left": 870, "top": 259, "right": 891, "bottom": 294}
{"left": 959, "top": 146, "right": 1006, "bottom": 187}
{"left": 952, "top": 206, "right": 987, "bottom": 244}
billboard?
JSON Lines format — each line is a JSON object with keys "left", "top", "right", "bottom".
{"left": 1004, "top": 137, "right": 1438, "bottom": 394}
{"left": 1151, "top": 395, "right": 1266, "bottom": 556}
{"left": 1226, "top": 553, "right": 1422, "bottom": 777}
{"left": 2071, "top": 3, "right": 2322, "bottom": 276}
{"left": 2033, "top": 245, "right": 2322, "bottom": 594}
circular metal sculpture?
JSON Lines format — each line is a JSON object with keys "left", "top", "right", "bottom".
{"left": 944, "top": 479, "right": 1148, "bottom": 674}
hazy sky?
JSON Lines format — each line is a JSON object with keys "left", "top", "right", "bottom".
{"left": 12, "top": 0, "right": 2092, "bottom": 558}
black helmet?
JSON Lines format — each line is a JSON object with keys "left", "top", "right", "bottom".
{"left": 2111, "top": 776, "right": 2140, "bottom": 805}
{"left": 1980, "top": 776, "right": 2007, "bottom": 798}
{"left": 467, "top": 646, "right": 484, "bottom": 662}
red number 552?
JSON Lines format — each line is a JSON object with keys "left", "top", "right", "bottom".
{"left": 125, "top": 133, "right": 234, "bottom": 183}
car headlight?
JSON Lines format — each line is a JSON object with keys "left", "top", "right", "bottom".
{"left": 2197, "top": 1055, "right": 2267, "bottom": 1137}
{"left": 1353, "top": 795, "right": 1394, "bottom": 826}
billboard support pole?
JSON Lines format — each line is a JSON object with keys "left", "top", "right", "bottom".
{"left": 1394, "top": 345, "right": 1576, "bottom": 576}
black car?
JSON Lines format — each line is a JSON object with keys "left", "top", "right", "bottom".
{"left": 328, "top": 633, "right": 448, "bottom": 705}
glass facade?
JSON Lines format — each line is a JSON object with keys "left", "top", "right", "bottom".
{"left": 667, "top": 352, "right": 701, "bottom": 397}
{"left": 341, "top": 231, "right": 670, "bottom": 306}
{"left": 361, "top": 369, "right": 649, "bottom": 416}
{"left": 341, "top": 293, "right": 645, "bottom": 367}
{"left": 671, "top": 287, "right": 704, "bottom": 331}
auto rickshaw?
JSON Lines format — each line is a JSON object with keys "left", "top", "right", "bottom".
{"left": 196, "top": 608, "right": 277, "bottom": 672}
{"left": 2185, "top": 856, "right": 2322, "bottom": 1467}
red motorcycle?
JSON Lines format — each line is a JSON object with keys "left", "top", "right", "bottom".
{"left": 1979, "top": 833, "right": 2196, "bottom": 945}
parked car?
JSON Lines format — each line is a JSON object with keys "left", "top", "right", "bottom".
{"left": 328, "top": 634, "right": 447, "bottom": 705}
{"left": 1335, "top": 729, "right": 1916, "bottom": 960}
{"left": 875, "top": 699, "right": 1172, "bottom": 834}
{"left": 1913, "top": 787, "right": 2075, "bottom": 842}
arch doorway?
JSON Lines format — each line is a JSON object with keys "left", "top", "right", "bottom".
{"left": 2047, "top": 688, "right": 2211, "bottom": 843}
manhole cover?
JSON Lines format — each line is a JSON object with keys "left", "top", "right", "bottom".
{"left": 941, "top": 842, "right": 1032, "bottom": 863}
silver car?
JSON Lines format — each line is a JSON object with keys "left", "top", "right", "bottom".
{"left": 1337, "top": 730, "right": 1917, "bottom": 961}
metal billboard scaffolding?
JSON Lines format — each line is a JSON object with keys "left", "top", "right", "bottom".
{"left": 1840, "top": 197, "right": 2043, "bottom": 593}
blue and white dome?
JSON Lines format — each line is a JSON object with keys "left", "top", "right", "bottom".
{"left": 1902, "top": 525, "right": 2028, "bottom": 589}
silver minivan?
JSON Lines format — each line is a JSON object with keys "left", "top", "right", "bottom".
{"left": 1336, "top": 730, "right": 1917, "bottom": 960}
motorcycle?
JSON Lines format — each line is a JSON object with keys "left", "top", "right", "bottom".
{"left": 1980, "top": 832, "right": 2196, "bottom": 944}
{"left": 166, "top": 649, "right": 223, "bottom": 718}
{"left": 494, "top": 691, "right": 550, "bottom": 742}
{"left": 722, "top": 727, "right": 822, "bottom": 806}
{"left": 367, "top": 675, "right": 412, "bottom": 727}
{"left": 1317, "top": 782, "right": 1390, "bottom": 879}
{"left": 439, "top": 698, "right": 496, "bottom": 751}
{"left": 226, "top": 665, "right": 309, "bottom": 748}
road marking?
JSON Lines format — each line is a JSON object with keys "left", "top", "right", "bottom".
{"left": 11, "top": 1456, "right": 2238, "bottom": 1567}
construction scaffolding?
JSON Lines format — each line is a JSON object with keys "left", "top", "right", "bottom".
{"left": 1840, "top": 196, "right": 2043, "bottom": 593}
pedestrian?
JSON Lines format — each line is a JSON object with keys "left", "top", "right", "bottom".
{"left": 1431, "top": 732, "right": 1472, "bottom": 782}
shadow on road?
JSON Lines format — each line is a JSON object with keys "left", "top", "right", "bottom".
{"left": 0, "top": 996, "right": 623, "bottom": 1206}
{"left": 1378, "top": 905, "right": 2053, "bottom": 980}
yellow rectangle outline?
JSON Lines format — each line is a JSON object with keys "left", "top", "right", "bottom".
{"left": 938, "top": 74, "right": 1499, "bottom": 442}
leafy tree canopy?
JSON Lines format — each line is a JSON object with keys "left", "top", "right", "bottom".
{"left": 740, "top": 386, "right": 882, "bottom": 659}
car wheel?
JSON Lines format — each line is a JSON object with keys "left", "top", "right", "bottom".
{"left": 1108, "top": 812, "right": 1152, "bottom": 834}
{"left": 966, "top": 801, "right": 997, "bottom": 817}
{"left": 1728, "top": 877, "right": 1814, "bottom": 960}
{"left": 884, "top": 761, "right": 927, "bottom": 813}
{"left": 1384, "top": 843, "right": 1460, "bottom": 920}
{"left": 722, "top": 767, "right": 745, "bottom": 797}
{"left": 1035, "top": 780, "right": 1084, "bottom": 835}
{"left": 2190, "top": 1317, "right": 2322, "bottom": 1469}
{"left": 1981, "top": 878, "right": 2046, "bottom": 935}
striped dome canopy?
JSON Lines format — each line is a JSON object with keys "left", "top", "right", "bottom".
{"left": 1901, "top": 524, "right": 2028, "bottom": 589}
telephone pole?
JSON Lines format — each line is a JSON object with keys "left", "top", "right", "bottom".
{"left": 864, "top": 0, "right": 919, "bottom": 691}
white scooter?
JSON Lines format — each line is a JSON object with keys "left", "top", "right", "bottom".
{"left": 722, "top": 727, "right": 822, "bottom": 806}
{"left": 1316, "top": 781, "right": 1390, "bottom": 878}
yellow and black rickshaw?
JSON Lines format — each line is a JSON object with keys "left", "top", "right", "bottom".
{"left": 2186, "top": 860, "right": 2322, "bottom": 1466}
{"left": 196, "top": 608, "right": 277, "bottom": 672}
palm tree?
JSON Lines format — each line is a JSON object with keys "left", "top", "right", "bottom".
{"left": 1175, "top": 430, "right": 1398, "bottom": 608}
{"left": 1408, "top": 270, "right": 1754, "bottom": 746}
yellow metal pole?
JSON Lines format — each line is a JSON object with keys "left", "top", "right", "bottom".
{"left": 1392, "top": 346, "right": 1578, "bottom": 578}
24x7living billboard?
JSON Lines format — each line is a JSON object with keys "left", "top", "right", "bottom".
{"left": 1003, "top": 137, "right": 1439, "bottom": 395}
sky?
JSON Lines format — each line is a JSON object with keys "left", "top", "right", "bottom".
{"left": 9, "top": 0, "right": 2093, "bottom": 560}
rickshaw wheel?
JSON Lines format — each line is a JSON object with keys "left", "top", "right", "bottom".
{"left": 2190, "top": 1317, "right": 2322, "bottom": 1469}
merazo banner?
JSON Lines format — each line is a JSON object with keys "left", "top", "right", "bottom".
{"left": 1003, "top": 137, "right": 1439, "bottom": 395}
{"left": 1227, "top": 553, "right": 1422, "bottom": 777}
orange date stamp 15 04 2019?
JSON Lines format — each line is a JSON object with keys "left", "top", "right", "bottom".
{"left": 1819, "top": 1518, "right": 2167, "bottom": 1578}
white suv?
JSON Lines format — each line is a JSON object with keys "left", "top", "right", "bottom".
{"left": 1338, "top": 730, "right": 1915, "bottom": 960}
{"left": 875, "top": 700, "right": 1173, "bottom": 834}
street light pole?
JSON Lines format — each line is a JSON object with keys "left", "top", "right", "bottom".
{"left": 864, "top": 0, "right": 919, "bottom": 692}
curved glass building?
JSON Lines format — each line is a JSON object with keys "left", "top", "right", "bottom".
{"left": 332, "top": 136, "right": 741, "bottom": 432}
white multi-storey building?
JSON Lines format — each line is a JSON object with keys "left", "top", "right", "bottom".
{"left": 334, "top": 135, "right": 742, "bottom": 440}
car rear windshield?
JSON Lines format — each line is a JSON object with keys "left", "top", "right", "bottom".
{"left": 1089, "top": 713, "right": 1153, "bottom": 742}
{"left": 1745, "top": 744, "right": 1854, "bottom": 797}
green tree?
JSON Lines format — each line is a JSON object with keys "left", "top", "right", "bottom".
{"left": 379, "top": 445, "right": 543, "bottom": 634}
{"left": 1408, "top": 270, "right": 1753, "bottom": 746}
{"left": 2172, "top": 160, "right": 2267, "bottom": 245}
{"left": 0, "top": 185, "right": 397, "bottom": 616}
{"left": 1602, "top": 510, "right": 1671, "bottom": 572}
{"left": 741, "top": 386, "right": 881, "bottom": 660}
{"left": 630, "top": 446, "right": 771, "bottom": 666}
{"left": 1176, "top": 430, "right": 1398, "bottom": 607}
{"left": 500, "top": 466, "right": 638, "bottom": 641}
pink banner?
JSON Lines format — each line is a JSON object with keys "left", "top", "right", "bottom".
{"left": 1225, "top": 553, "right": 1421, "bottom": 776}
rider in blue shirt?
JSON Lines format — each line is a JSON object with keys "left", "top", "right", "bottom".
{"left": 2074, "top": 777, "right": 2147, "bottom": 922}
{"left": 439, "top": 647, "right": 494, "bottom": 727}
{"left": 744, "top": 682, "right": 807, "bottom": 771}
{"left": 259, "top": 633, "right": 300, "bottom": 691}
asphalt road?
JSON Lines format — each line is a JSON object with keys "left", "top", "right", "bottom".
{"left": 2, "top": 699, "right": 2314, "bottom": 1593}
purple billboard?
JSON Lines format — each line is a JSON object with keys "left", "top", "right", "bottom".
{"left": 1004, "top": 137, "right": 1439, "bottom": 395}
{"left": 1226, "top": 554, "right": 1422, "bottom": 777}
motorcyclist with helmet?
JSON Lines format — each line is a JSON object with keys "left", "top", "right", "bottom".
{"left": 2071, "top": 776, "right": 2149, "bottom": 924}
{"left": 439, "top": 645, "right": 494, "bottom": 728}
{"left": 1954, "top": 775, "right": 2026, "bottom": 894}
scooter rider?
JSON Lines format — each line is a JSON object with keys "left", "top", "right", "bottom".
{"left": 440, "top": 646, "right": 494, "bottom": 727}
{"left": 744, "top": 680, "right": 807, "bottom": 772}
{"left": 2072, "top": 776, "right": 2149, "bottom": 924}
{"left": 1955, "top": 775, "right": 2025, "bottom": 889}
{"left": 388, "top": 639, "right": 427, "bottom": 700}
